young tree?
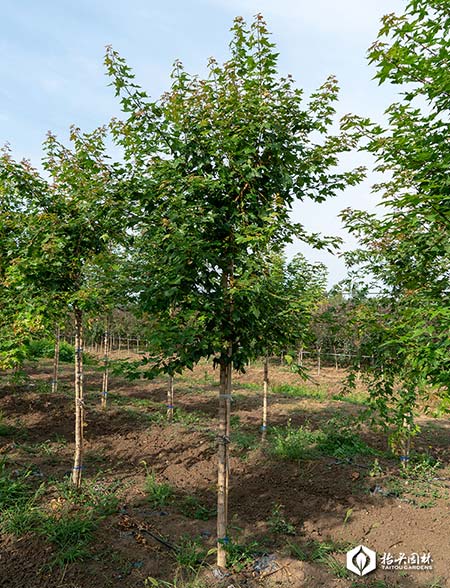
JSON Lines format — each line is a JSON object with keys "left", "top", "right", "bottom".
{"left": 3, "top": 127, "right": 124, "bottom": 487}
{"left": 258, "top": 253, "right": 327, "bottom": 436}
{"left": 106, "top": 15, "right": 364, "bottom": 566}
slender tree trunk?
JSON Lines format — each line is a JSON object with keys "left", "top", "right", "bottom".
{"left": 333, "top": 345, "right": 338, "bottom": 371}
{"left": 297, "top": 348, "right": 303, "bottom": 367}
{"left": 72, "top": 308, "right": 84, "bottom": 488}
{"left": 167, "top": 374, "right": 174, "bottom": 421}
{"left": 101, "top": 323, "right": 109, "bottom": 409}
{"left": 262, "top": 354, "right": 269, "bottom": 440}
{"left": 317, "top": 346, "right": 321, "bottom": 376}
{"left": 217, "top": 354, "right": 232, "bottom": 568}
{"left": 51, "top": 325, "right": 60, "bottom": 393}
{"left": 401, "top": 412, "right": 412, "bottom": 469}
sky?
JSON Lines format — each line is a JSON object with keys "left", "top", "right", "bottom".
{"left": 1, "top": 0, "right": 407, "bottom": 285}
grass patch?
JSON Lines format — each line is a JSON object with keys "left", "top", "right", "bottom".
{"left": 0, "top": 460, "right": 34, "bottom": 510}
{"left": 270, "top": 422, "right": 323, "bottom": 460}
{"left": 145, "top": 472, "right": 173, "bottom": 508}
{"left": 172, "top": 408, "right": 208, "bottom": 427}
{"left": 233, "top": 431, "right": 258, "bottom": 451}
{"left": 271, "top": 383, "right": 328, "bottom": 400}
{"left": 39, "top": 514, "right": 97, "bottom": 567}
{"left": 173, "top": 536, "right": 208, "bottom": 570}
{"left": 180, "top": 496, "right": 215, "bottom": 520}
{"left": 0, "top": 469, "right": 120, "bottom": 567}
{"left": 269, "top": 418, "right": 375, "bottom": 461}
{"left": 289, "top": 538, "right": 351, "bottom": 578}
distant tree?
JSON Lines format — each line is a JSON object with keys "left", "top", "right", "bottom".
{"left": 258, "top": 253, "right": 327, "bottom": 434}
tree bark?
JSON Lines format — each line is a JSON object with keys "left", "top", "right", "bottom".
{"left": 401, "top": 412, "right": 412, "bottom": 469}
{"left": 72, "top": 307, "right": 84, "bottom": 488}
{"left": 101, "top": 323, "right": 109, "bottom": 409}
{"left": 217, "top": 354, "right": 231, "bottom": 568}
{"left": 167, "top": 374, "right": 174, "bottom": 421}
{"left": 317, "top": 346, "right": 321, "bottom": 376}
{"left": 51, "top": 325, "right": 60, "bottom": 393}
{"left": 262, "top": 354, "right": 269, "bottom": 440}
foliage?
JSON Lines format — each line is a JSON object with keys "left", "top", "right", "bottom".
{"left": 341, "top": 0, "right": 449, "bottom": 448}
{"left": 105, "top": 14, "right": 364, "bottom": 376}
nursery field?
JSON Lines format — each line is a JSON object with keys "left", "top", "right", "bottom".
{"left": 0, "top": 358, "right": 449, "bottom": 588}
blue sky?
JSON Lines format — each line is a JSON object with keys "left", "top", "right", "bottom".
{"left": 1, "top": 0, "right": 406, "bottom": 285}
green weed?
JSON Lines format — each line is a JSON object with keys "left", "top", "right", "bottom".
{"left": 270, "top": 417, "right": 375, "bottom": 462}
{"left": 173, "top": 536, "right": 208, "bottom": 570}
{"left": 180, "top": 496, "right": 215, "bottom": 520}
{"left": 39, "top": 514, "right": 97, "bottom": 567}
{"left": 233, "top": 431, "right": 258, "bottom": 451}
{"left": 145, "top": 472, "right": 173, "bottom": 508}
{"left": 287, "top": 541, "right": 307, "bottom": 560}
{"left": 268, "top": 504, "right": 296, "bottom": 535}
{"left": 0, "top": 461, "right": 33, "bottom": 510}
{"left": 1, "top": 503, "right": 43, "bottom": 535}
{"left": 270, "top": 422, "right": 323, "bottom": 460}
{"left": 224, "top": 538, "right": 261, "bottom": 572}
{"left": 271, "top": 383, "right": 327, "bottom": 400}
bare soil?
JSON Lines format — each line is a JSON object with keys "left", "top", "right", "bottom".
{"left": 0, "top": 358, "right": 449, "bottom": 588}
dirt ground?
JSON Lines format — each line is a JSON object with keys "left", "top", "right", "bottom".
{"left": 0, "top": 357, "right": 449, "bottom": 588}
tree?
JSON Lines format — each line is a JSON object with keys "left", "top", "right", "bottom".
{"left": 3, "top": 127, "right": 124, "bottom": 487}
{"left": 341, "top": 0, "right": 450, "bottom": 462}
{"left": 258, "top": 253, "right": 327, "bottom": 434}
{"left": 106, "top": 15, "right": 364, "bottom": 566}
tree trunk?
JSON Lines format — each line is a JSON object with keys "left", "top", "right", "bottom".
{"left": 333, "top": 345, "right": 338, "bottom": 371}
{"left": 101, "top": 323, "right": 109, "bottom": 409}
{"left": 262, "top": 354, "right": 269, "bottom": 440}
{"left": 217, "top": 354, "right": 231, "bottom": 568}
{"left": 317, "top": 347, "right": 321, "bottom": 376}
{"left": 72, "top": 307, "right": 84, "bottom": 489}
{"left": 51, "top": 325, "right": 60, "bottom": 393}
{"left": 297, "top": 348, "right": 303, "bottom": 367}
{"left": 167, "top": 374, "right": 174, "bottom": 421}
{"left": 401, "top": 412, "right": 412, "bottom": 469}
